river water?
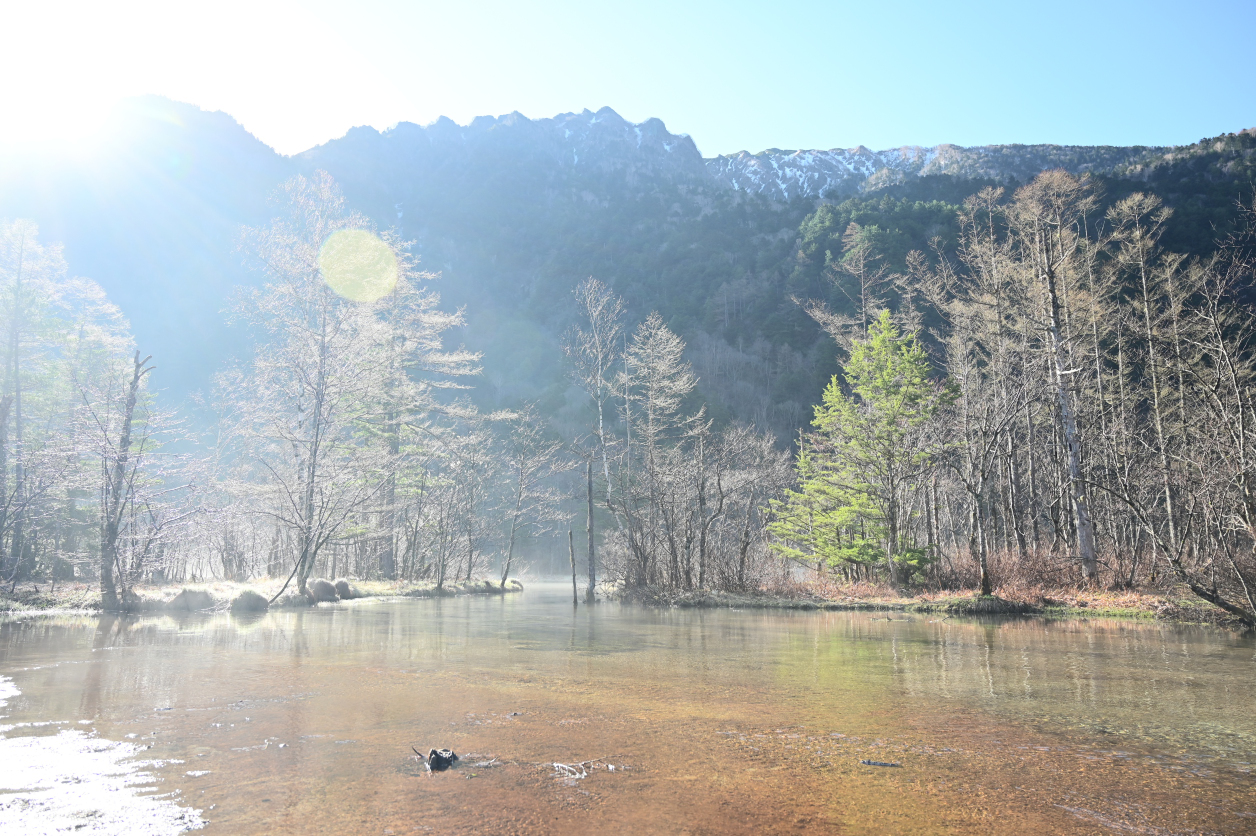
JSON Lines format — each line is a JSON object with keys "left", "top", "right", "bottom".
{"left": 1, "top": 583, "right": 1253, "bottom": 834}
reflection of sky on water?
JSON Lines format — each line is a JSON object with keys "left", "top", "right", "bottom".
{"left": 0, "top": 673, "right": 204, "bottom": 834}
{"left": 778, "top": 614, "right": 1256, "bottom": 768}
{"left": 0, "top": 588, "right": 1252, "bottom": 833}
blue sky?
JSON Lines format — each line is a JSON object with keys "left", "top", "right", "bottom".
{"left": 4, "top": 0, "right": 1253, "bottom": 156}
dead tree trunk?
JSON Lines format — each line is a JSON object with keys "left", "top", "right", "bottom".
{"left": 1039, "top": 229, "right": 1098, "bottom": 581}
{"left": 568, "top": 529, "right": 578, "bottom": 606}
{"left": 101, "top": 352, "right": 153, "bottom": 611}
{"left": 585, "top": 461, "right": 596, "bottom": 603}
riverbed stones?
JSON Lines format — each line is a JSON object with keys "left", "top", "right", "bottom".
{"left": 230, "top": 590, "right": 269, "bottom": 613}
{"left": 307, "top": 578, "right": 338, "bottom": 603}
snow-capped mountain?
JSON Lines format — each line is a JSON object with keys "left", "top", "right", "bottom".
{"left": 3, "top": 95, "right": 1230, "bottom": 406}
{"left": 300, "top": 106, "right": 709, "bottom": 189}
{"left": 303, "top": 106, "right": 1167, "bottom": 204}
{"left": 704, "top": 142, "right": 1165, "bottom": 201}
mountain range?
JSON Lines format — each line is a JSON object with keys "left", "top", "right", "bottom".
{"left": 2, "top": 96, "right": 1252, "bottom": 437}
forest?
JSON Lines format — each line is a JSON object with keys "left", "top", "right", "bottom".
{"left": 3, "top": 149, "right": 1256, "bottom": 626}
{"left": 0, "top": 171, "right": 787, "bottom": 608}
{"left": 775, "top": 172, "right": 1256, "bottom": 627}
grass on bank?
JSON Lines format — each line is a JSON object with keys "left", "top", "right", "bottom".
{"left": 628, "top": 577, "right": 1243, "bottom": 626}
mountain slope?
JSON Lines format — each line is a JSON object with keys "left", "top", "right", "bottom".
{"left": 0, "top": 96, "right": 292, "bottom": 393}
{"left": 2, "top": 97, "right": 1249, "bottom": 438}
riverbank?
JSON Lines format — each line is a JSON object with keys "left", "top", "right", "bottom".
{"left": 626, "top": 583, "right": 1243, "bottom": 626}
{"left": 0, "top": 577, "right": 525, "bottom": 616}
{"left": 4, "top": 577, "right": 1238, "bottom": 627}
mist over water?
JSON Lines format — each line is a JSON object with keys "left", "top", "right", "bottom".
{"left": 1, "top": 586, "right": 1253, "bottom": 834}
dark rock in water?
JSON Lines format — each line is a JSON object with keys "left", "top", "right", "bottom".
{"left": 427, "top": 748, "right": 459, "bottom": 772}
{"left": 274, "top": 592, "right": 314, "bottom": 608}
{"left": 167, "top": 588, "right": 215, "bottom": 612}
{"left": 306, "top": 578, "right": 338, "bottom": 603}
{"left": 230, "top": 590, "right": 269, "bottom": 613}
{"left": 333, "top": 578, "right": 358, "bottom": 600}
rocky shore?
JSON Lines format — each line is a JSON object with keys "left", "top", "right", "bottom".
{"left": 0, "top": 577, "right": 525, "bottom": 616}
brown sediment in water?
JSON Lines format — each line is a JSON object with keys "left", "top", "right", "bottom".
{"left": 1, "top": 591, "right": 1253, "bottom": 834}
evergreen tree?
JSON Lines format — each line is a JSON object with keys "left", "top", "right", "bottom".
{"left": 773, "top": 310, "right": 942, "bottom": 584}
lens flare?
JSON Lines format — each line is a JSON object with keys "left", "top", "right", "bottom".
{"left": 318, "top": 229, "right": 397, "bottom": 302}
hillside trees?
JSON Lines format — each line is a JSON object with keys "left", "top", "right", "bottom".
{"left": 616, "top": 311, "right": 702, "bottom": 587}
{"left": 218, "top": 172, "right": 493, "bottom": 598}
{"left": 771, "top": 311, "right": 945, "bottom": 585}
{"left": 0, "top": 220, "right": 180, "bottom": 604}
{"left": 1007, "top": 171, "right": 1100, "bottom": 579}
{"left": 498, "top": 404, "right": 568, "bottom": 586}
{"left": 95, "top": 352, "right": 154, "bottom": 609}
{"left": 776, "top": 170, "right": 1256, "bottom": 623}
{"left": 13, "top": 158, "right": 1256, "bottom": 620}
{"left": 368, "top": 253, "right": 480, "bottom": 580}
{"left": 563, "top": 278, "right": 625, "bottom": 597}
{"left": 560, "top": 281, "right": 789, "bottom": 593}
{"left": 223, "top": 173, "right": 389, "bottom": 598}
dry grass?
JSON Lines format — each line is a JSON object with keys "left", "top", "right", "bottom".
{"left": 622, "top": 549, "right": 1236, "bottom": 622}
{"left": 777, "top": 555, "right": 1238, "bottom": 624}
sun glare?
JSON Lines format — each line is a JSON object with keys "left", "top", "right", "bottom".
{"left": 318, "top": 229, "right": 398, "bottom": 303}
{"left": 0, "top": 93, "right": 117, "bottom": 158}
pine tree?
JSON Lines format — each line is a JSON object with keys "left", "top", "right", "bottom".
{"left": 773, "top": 310, "right": 942, "bottom": 585}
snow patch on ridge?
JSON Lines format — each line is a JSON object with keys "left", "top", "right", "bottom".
{"left": 704, "top": 142, "right": 1164, "bottom": 201}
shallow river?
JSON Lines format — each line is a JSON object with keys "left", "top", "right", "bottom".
{"left": 1, "top": 583, "right": 1254, "bottom": 834}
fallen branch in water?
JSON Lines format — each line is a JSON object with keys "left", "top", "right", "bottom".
{"left": 552, "top": 762, "right": 587, "bottom": 780}
{"left": 549, "top": 757, "right": 612, "bottom": 781}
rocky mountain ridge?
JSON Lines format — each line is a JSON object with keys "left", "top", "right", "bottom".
{"left": 706, "top": 142, "right": 1168, "bottom": 201}
{"left": 301, "top": 104, "right": 1173, "bottom": 202}
{"left": 300, "top": 106, "right": 709, "bottom": 189}
{"left": 1, "top": 96, "right": 1245, "bottom": 416}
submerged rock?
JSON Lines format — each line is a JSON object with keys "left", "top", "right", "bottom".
{"left": 306, "top": 578, "right": 338, "bottom": 603}
{"left": 230, "top": 590, "right": 269, "bottom": 613}
{"left": 166, "top": 588, "right": 215, "bottom": 612}
{"left": 273, "top": 592, "right": 314, "bottom": 609}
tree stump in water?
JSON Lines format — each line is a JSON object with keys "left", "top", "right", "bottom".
{"left": 424, "top": 748, "right": 458, "bottom": 772}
